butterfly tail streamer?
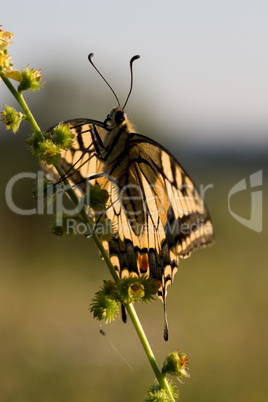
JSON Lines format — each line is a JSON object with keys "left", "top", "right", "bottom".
{"left": 163, "top": 299, "right": 169, "bottom": 341}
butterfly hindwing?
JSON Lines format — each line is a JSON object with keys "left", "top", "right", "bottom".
{"left": 101, "top": 132, "right": 213, "bottom": 300}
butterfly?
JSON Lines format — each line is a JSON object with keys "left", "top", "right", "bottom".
{"left": 44, "top": 54, "right": 214, "bottom": 340}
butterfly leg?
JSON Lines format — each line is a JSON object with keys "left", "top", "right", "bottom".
{"left": 75, "top": 172, "right": 121, "bottom": 189}
{"left": 90, "top": 123, "right": 109, "bottom": 160}
{"left": 91, "top": 123, "right": 127, "bottom": 162}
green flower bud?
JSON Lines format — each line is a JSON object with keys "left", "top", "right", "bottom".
{"left": 162, "top": 350, "right": 190, "bottom": 379}
{"left": 50, "top": 123, "right": 75, "bottom": 149}
{"left": 1, "top": 105, "right": 25, "bottom": 133}
{"left": 146, "top": 380, "right": 179, "bottom": 402}
{"left": 26, "top": 132, "right": 61, "bottom": 164}
{"left": 128, "top": 282, "right": 145, "bottom": 300}
{"left": 90, "top": 291, "right": 119, "bottom": 323}
{"left": 38, "top": 139, "right": 61, "bottom": 164}
{"left": 17, "top": 66, "right": 43, "bottom": 92}
{"left": 117, "top": 276, "right": 158, "bottom": 304}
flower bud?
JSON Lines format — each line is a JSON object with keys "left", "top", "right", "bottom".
{"left": 162, "top": 350, "right": 190, "bottom": 379}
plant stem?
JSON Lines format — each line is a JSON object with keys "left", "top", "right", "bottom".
{"left": 17, "top": 91, "right": 44, "bottom": 140}
{"left": 126, "top": 302, "right": 175, "bottom": 401}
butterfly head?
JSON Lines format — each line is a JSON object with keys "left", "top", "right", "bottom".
{"left": 88, "top": 53, "right": 140, "bottom": 132}
{"left": 104, "top": 107, "right": 127, "bottom": 130}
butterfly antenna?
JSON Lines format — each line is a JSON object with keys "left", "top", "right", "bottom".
{"left": 122, "top": 55, "right": 140, "bottom": 110}
{"left": 88, "top": 53, "right": 121, "bottom": 107}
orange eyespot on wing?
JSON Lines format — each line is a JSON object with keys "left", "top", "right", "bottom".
{"left": 137, "top": 253, "right": 149, "bottom": 274}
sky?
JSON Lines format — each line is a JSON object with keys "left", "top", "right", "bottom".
{"left": 1, "top": 0, "right": 268, "bottom": 147}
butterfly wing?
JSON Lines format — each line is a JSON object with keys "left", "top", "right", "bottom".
{"left": 45, "top": 119, "right": 105, "bottom": 188}
{"left": 45, "top": 120, "right": 214, "bottom": 304}
{"left": 102, "top": 132, "right": 214, "bottom": 302}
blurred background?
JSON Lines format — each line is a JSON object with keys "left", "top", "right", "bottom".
{"left": 1, "top": 1, "right": 267, "bottom": 401}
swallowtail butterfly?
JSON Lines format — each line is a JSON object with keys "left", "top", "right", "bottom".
{"left": 45, "top": 54, "right": 214, "bottom": 340}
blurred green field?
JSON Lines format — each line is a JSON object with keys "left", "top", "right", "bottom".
{"left": 0, "top": 94, "right": 267, "bottom": 401}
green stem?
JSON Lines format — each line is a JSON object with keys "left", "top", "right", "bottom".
{"left": 2, "top": 76, "right": 175, "bottom": 400}
{"left": 1, "top": 74, "right": 18, "bottom": 99}
{"left": 17, "top": 91, "right": 44, "bottom": 140}
{"left": 125, "top": 302, "right": 175, "bottom": 401}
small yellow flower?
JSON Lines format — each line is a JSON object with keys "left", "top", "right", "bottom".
{"left": 0, "top": 27, "right": 13, "bottom": 50}
{"left": 0, "top": 27, "right": 21, "bottom": 81}
{"left": 0, "top": 50, "right": 12, "bottom": 69}
{"left": 0, "top": 27, "right": 41, "bottom": 86}
{"left": 3, "top": 68, "right": 22, "bottom": 81}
